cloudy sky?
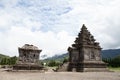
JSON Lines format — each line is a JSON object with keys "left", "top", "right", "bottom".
{"left": 0, "top": 0, "right": 120, "bottom": 58}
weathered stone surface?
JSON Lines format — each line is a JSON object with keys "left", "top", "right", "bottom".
{"left": 56, "top": 62, "right": 69, "bottom": 72}
{"left": 13, "top": 44, "right": 44, "bottom": 70}
{"left": 57, "top": 24, "right": 108, "bottom": 72}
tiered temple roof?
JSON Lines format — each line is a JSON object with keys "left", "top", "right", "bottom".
{"left": 71, "top": 24, "right": 101, "bottom": 49}
{"left": 19, "top": 44, "right": 41, "bottom": 51}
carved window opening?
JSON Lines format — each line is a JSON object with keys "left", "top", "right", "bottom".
{"left": 91, "top": 51, "right": 95, "bottom": 59}
{"left": 33, "top": 54, "right": 36, "bottom": 58}
{"left": 23, "top": 53, "right": 26, "bottom": 57}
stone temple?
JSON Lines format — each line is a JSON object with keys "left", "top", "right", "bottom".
{"left": 13, "top": 44, "right": 44, "bottom": 70}
{"left": 57, "top": 24, "right": 108, "bottom": 72}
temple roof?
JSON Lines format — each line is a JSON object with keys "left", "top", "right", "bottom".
{"left": 71, "top": 24, "right": 101, "bottom": 48}
{"left": 20, "top": 44, "right": 41, "bottom": 50}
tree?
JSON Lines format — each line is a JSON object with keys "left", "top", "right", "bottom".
{"left": 48, "top": 60, "right": 56, "bottom": 67}
{"left": 63, "top": 57, "right": 68, "bottom": 63}
{"left": 0, "top": 58, "right": 7, "bottom": 65}
{"left": 0, "top": 56, "right": 17, "bottom": 65}
{"left": 48, "top": 60, "right": 61, "bottom": 67}
{"left": 103, "top": 55, "right": 120, "bottom": 67}
{"left": 9, "top": 56, "right": 17, "bottom": 65}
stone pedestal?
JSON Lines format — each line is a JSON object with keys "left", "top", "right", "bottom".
{"left": 68, "top": 62, "right": 108, "bottom": 72}
{"left": 13, "top": 64, "right": 43, "bottom": 70}
{"left": 13, "top": 44, "right": 44, "bottom": 70}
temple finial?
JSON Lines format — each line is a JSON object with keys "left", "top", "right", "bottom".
{"left": 82, "top": 24, "right": 87, "bottom": 29}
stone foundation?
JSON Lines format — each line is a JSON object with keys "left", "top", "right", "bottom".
{"left": 13, "top": 64, "right": 44, "bottom": 70}
{"left": 57, "top": 62, "right": 108, "bottom": 72}
{"left": 67, "top": 62, "right": 108, "bottom": 72}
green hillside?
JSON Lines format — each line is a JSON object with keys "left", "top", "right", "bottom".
{"left": 0, "top": 54, "right": 9, "bottom": 59}
{"left": 101, "top": 49, "right": 120, "bottom": 59}
{"left": 0, "top": 54, "right": 17, "bottom": 65}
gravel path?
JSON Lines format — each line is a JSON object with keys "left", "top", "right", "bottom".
{"left": 0, "top": 70, "right": 120, "bottom": 80}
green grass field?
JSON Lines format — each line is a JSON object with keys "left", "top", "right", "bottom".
{"left": 108, "top": 67, "right": 120, "bottom": 72}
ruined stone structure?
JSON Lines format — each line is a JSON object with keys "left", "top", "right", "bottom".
{"left": 13, "top": 44, "right": 44, "bottom": 70}
{"left": 57, "top": 24, "right": 108, "bottom": 72}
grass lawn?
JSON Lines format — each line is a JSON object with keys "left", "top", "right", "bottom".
{"left": 108, "top": 67, "right": 120, "bottom": 72}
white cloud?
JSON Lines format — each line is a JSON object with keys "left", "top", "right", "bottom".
{"left": 0, "top": 26, "right": 74, "bottom": 58}
{"left": 0, "top": 0, "right": 120, "bottom": 58}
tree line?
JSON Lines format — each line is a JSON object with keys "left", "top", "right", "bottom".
{"left": 102, "top": 55, "right": 120, "bottom": 67}
{"left": 0, "top": 56, "right": 17, "bottom": 65}
{"left": 42, "top": 57, "right": 68, "bottom": 67}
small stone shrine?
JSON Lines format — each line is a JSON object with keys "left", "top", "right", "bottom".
{"left": 57, "top": 24, "right": 108, "bottom": 72}
{"left": 13, "top": 44, "right": 44, "bottom": 70}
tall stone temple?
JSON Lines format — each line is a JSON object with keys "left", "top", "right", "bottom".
{"left": 13, "top": 44, "right": 44, "bottom": 70}
{"left": 57, "top": 24, "right": 108, "bottom": 72}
